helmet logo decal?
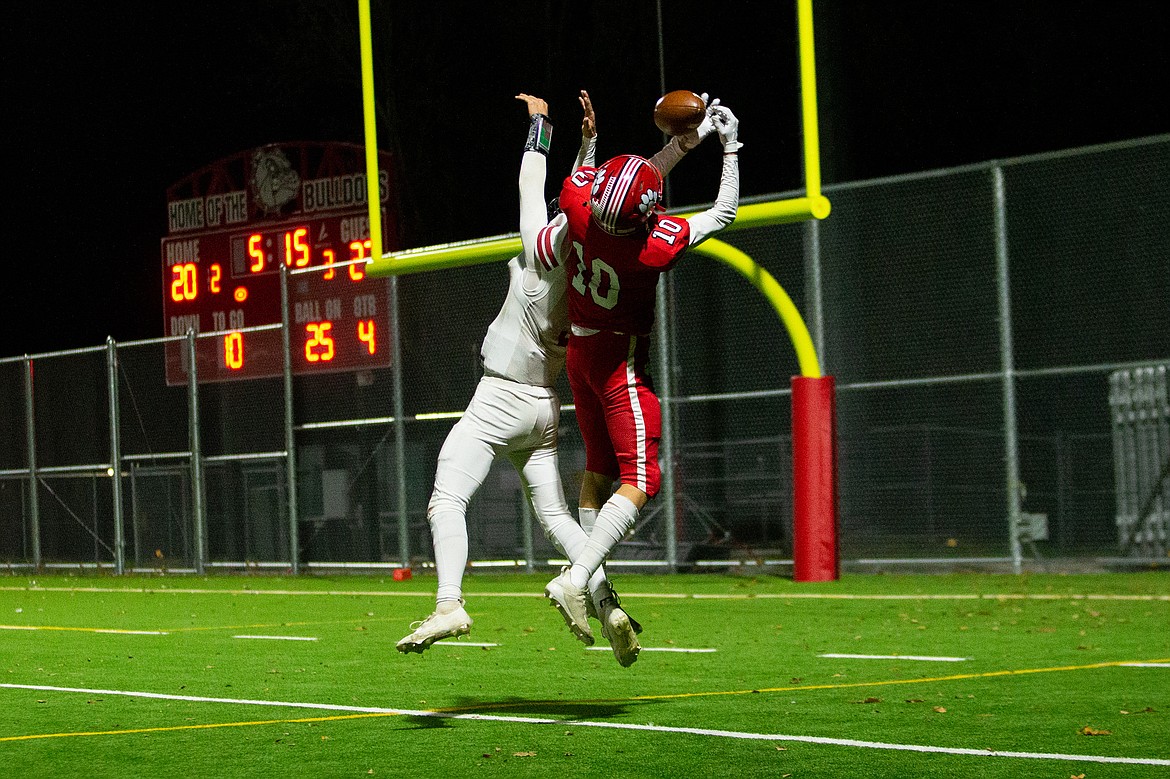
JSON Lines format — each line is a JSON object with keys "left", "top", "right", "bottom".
{"left": 639, "top": 189, "right": 660, "bottom": 215}
{"left": 591, "top": 168, "right": 606, "bottom": 199}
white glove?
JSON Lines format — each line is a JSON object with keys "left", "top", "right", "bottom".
{"left": 711, "top": 104, "right": 742, "bottom": 152}
{"left": 695, "top": 94, "right": 719, "bottom": 139}
{"left": 678, "top": 94, "right": 719, "bottom": 151}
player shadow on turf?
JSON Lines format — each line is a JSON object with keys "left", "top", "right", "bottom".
{"left": 395, "top": 697, "right": 658, "bottom": 730}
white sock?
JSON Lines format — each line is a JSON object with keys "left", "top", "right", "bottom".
{"left": 428, "top": 505, "right": 468, "bottom": 605}
{"left": 579, "top": 507, "right": 599, "bottom": 534}
{"left": 569, "top": 493, "right": 637, "bottom": 589}
{"left": 541, "top": 507, "right": 589, "bottom": 563}
{"left": 588, "top": 568, "right": 611, "bottom": 606}
{"left": 578, "top": 507, "right": 610, "bottom": 603}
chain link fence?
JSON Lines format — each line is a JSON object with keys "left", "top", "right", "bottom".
{"left": 2, "top": 136, "right": 1167, "bottom": 573}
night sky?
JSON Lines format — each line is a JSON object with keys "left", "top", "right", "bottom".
{"left": 2, "top": 1, "right": 1167, "bottom": 358}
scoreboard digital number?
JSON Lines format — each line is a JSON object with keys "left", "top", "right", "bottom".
{"left": 161, "top": 142, "right": 397, "bottom": 385}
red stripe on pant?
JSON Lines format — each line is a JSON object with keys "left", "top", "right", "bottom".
{"left": 566, "top": 329, "right": 661, "bottom": 497}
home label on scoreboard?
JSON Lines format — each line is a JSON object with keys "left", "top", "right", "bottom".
{"left": 161, "top": 142, "right": 398, "bottom": 385}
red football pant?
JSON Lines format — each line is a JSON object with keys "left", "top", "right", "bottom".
{"left": 566, "top": 330, "right": 661, "bottom": 497}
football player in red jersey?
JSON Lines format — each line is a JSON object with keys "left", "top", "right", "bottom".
{"left": 535, "top": 101, "right": 742, "bottom": 644}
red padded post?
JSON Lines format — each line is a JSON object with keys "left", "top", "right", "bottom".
{"left": 791, "top": 375, "right": 839, "bottom": 581}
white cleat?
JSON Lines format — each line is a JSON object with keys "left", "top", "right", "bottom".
{"left": 396, "top": 606, "right": 472, "bottom": 653}
{"left": 599, "top": 595, "right": 641, "bottom": 667}
{"left": 544, "top": 569, "right": 594, "bottom": 645}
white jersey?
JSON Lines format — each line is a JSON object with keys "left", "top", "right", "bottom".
{"left": 479, "top": 252, "right": 568, "bottom": 387}
{"left": 478, "top": 139, "right": 588, "bottom": 388}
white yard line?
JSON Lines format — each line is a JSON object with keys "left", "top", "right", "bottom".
{"left": 93, "top": 629, "right": 169, "bottom": 635}
{"left": 819, "top": 653, "right": 968, "bottom": 662}
{"left": 2, "top": 683, "right": 1167, "bottom": 766}
{"left": 1118, "top": 662, "right": 1170, "bottom": 668}
{"left": 231, "top": 635, "right": 318, "bottom": 641}
{"left": 587, "top": 646, "right": 717, "bottom": 653}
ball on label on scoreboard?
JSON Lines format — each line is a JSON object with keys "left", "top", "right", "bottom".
{"left": 653, "top": 90, "right": 706, "bottom": 136}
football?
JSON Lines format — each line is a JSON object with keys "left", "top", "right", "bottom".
{"left": 653, "top": 90, "right": 706, "bottom": 136}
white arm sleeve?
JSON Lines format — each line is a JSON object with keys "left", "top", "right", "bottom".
{"left": 686, "top": 153, "right": 740, "bottom": 246}
{"left": 518, "top": 149, "right": 548, "bottom": 272}
{"left": 574, "top": 133, "right": 597, "bottom": 170}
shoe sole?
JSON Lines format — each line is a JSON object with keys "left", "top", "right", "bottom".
{"left": 395, "top": 623, "right": 470, "bottom": 654}
{"left": 545, "top": 583, "right": 595, "bottom": 646}
{"left": 602, "top": 610, "right": 640, "bottom": 667}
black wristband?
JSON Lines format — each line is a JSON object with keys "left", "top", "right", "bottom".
{"left": 524, "top": 114, "right": 552, "bottom": 155}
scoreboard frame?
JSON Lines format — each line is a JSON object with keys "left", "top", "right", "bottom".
{"left": 161, "top": 141, "right": 397, "bottom": 385}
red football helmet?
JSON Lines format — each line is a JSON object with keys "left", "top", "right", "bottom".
{"left": 589, "top": 155, "right": 663, "bottom": 235}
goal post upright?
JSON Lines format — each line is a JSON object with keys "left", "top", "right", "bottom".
{"left": 357, "top": 0, "right": 383, "bottom": 265}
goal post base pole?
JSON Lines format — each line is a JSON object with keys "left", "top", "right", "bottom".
{"left": 792, "top": 374, "right": 839, "bottom": 582}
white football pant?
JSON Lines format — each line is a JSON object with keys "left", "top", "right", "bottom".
{"left": 428, "top": 377, "right": 588, "bottom": 603}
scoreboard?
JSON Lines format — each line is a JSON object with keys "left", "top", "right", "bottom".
{"left": 161, "top": 142, "right": 396, "bottom": 385}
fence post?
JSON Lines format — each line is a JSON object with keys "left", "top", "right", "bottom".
{"left": 186, "top": 330, "right": 207, "bottom": 574}
{"left": 24, "top": 356, "right": 40, "bottom": 570}
{"left": 993, "top": 166, "right": 1023, "bottom": 573}
{"left": 280, "top": 264, "right": 300, "bottom": 573}
{"left": 107, "top": 337, "right": 125, "bottom": 574}
{"left": 391, "top": 275, "right": 410, "bottom": 567}
{"left": 655, "top": 278, "right": 679, "bottom": 571}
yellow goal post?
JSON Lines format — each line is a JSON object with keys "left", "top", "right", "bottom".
{"left": 358, "top": 0, "right": 830, "bottom": 379}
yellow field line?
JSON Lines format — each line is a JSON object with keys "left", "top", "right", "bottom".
{"left": 169, "top": 617, "right": 401, "bottom": 632}
{"left": 0, "top": 616, "right": 399, "bottom": 635}
{"left": 636, "top": 657, "right": 1170, "bottom": 701}
{"left": 0, "top": 625, "right": 166, "bottom": 635}
{"left": 0, "top": 712, "right": 397, "bottom": 742}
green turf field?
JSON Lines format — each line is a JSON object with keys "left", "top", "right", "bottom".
{"left": 2, "top": 572, "right": 1168, "bottom": 777}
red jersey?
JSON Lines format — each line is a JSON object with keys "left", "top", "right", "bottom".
{"left": 558, "top": 168, "right": 691, "bottom": 335}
